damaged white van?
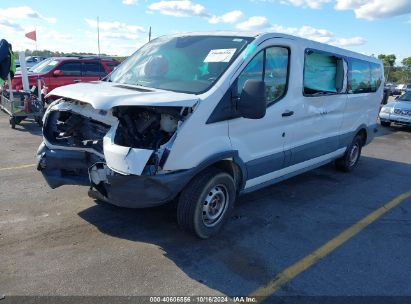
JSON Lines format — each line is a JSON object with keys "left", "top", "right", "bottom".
{"left": 37, "top": 32, "right": 383, "bottom": 238}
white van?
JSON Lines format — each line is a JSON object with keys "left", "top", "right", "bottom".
{"left": 37, "top": 32, "right": 383, "bottom": 238}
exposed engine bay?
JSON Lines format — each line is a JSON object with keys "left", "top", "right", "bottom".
{"left": 44, "top": 111, "right": 110, "bottom": 154}
{"left": 42, "top": 99, "right": 192, "bottom": 177}
{"left": 113, "top": 106, "right": 183, "bottom": 150}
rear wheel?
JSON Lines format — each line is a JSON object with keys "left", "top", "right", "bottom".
{"left": 335, "top": 135, "right": 363, "bottom": 172}
{"left": 177, "top": 168, "right": 236, "bottom": 239}
{"left": 380, "top": 121, "right": 391, "bottom": 127}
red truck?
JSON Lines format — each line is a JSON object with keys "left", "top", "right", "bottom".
{"left": 11, "top": 56, "right": 119, "bottom": 100}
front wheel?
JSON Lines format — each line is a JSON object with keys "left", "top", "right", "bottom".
{"left": 9, "top": 117, "right": 16, "bottom": 129}
{"left": 177, "top": 168, "right": 237, "bottom": 239}
{"left": 335, "top": 135, "right": 363, "bottom": 172}
{"left": 380, "top": 121, "right": 391, "bottom": 127}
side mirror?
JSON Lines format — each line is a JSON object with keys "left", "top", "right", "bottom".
{"left": 238, "top": 80, "right": 266, "bottom": 119}
{"left": 53, "top": 70, "right": 63, "bottom": 77}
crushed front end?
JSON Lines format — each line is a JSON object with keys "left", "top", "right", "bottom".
{"left": 37, "top": 98, "right": 194, "bottom": 208}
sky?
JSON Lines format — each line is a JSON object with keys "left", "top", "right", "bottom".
{"left": 1, "top": 0, "right": 411, "bottom": 64}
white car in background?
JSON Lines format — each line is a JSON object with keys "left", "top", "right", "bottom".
{"left": 394, "top": 84, "right": 411, "bottom": 95}
{"left": 380, "top": 91, "right": 411, "bottom": 127}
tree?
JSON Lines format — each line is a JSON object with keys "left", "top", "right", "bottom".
{"left": 378, "top": 54, "right": 396, "bottom": 67}
{"left": 402, "top": 57, "right": 411, "bottom": 69}
{"left": 378, "top": 54, "right": 397, "bottom": 83}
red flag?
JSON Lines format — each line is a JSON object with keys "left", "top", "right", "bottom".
{"left": 25, "top": 30, "right": 37, "bottom": 41}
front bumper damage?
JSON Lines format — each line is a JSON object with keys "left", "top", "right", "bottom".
{"left": 37, "top": 144, "right": 193, "bottom": 207}
{"left": 37, "top": 98, "right": 193, "bottom": 208}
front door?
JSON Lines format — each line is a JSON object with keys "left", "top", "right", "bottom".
{"left": 228, "top": 43, "right": 291, "bottom": 190}
{"left": 48, "top": 61, "right": 82, "bottom": 91}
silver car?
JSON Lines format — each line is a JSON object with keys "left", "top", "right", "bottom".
{"left": 379, "top": 91, "right": 411, "bottom": 127}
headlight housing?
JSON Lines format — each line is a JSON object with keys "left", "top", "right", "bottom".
{"left": 380, "top": 107, "right": 392, "bottom": 114}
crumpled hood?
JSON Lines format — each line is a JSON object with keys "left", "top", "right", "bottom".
{"left": 46, "top": 81, "right": 199, "bottom": 110}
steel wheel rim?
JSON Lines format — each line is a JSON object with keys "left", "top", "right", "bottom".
{"left": 349, "top": 144, "right": 360, "bottom": 167}
{"left": 202, "top": 184, "right": 229, "bottom": 227}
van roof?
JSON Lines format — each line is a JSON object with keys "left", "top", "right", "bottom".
{"left": 165, "top": 31, "right": 381, "bottom": 64}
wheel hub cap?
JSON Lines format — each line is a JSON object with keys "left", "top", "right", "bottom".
{"left": 202, "top": 185, "right": 229, "bottom": 227}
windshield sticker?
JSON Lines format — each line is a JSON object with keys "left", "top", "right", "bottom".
{"left": 204, "top": 49, "right": 237, "bottom": 63}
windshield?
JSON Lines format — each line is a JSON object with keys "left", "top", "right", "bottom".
{"left": 29, "top": 58, "right": 59, "bottom": 74}
{"left": 398, "top": 91, "right": 411, "bottom": 101}
{"left": 109, "top": 35, "right": 253, "bottom": 94}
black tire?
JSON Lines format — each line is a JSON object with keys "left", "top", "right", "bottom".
{"left": 9, "top": 117, "right": 15, "bottom": 129}
{"left": 335, "top": 135, "right": 363, "bottom": 172}
{"left": 177, "top": 168, "right": 237, "bottom": 239}
{"left": 380, "top": 121, "right": 391, "bottom": 127}
{"left": 35, "top": 117, "right": 43, "bottom": 127}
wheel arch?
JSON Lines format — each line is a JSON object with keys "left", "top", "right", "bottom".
{"left": 186, "top": 151, "right": 248, "bottom": 192}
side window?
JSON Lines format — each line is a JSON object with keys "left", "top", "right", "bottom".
{"left": 237, "top": 46, "right": 289, "bottom": 105}
{"left": 58, "top": 62, "right": 81, "bottom": 76}
{"left": 83, "top": 62, "right": 105, "bottom": 76}
{"left": 265, "top": 47, "right": 289, "bottom": 103}
{"left": 237, "top": 51, "right": 263, "bottom": 96}
{"left": 348, "top": 59, "right": 371, "bottom": 93}
{"left": 304, "top": 51, "right": 343, "bottom": 95}
{"left": 370, "top": 63, "right": 382, "bottom": 92}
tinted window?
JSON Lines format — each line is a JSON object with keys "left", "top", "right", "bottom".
{"left": 59, "top": 62, "right": 81, "bottom": 76}
{"left": 370, "top": 63, "right": 382, "bottom": 92}
{"left": 304, "top": 51, "right": 343, "bottom": 95}
{"left": 237, "top": 51, "right": 263, "bottom": 96}
{"left": 83, "top": 62, "right": 105, "bottom": 76}
{"left": 237, "top": 46, "right": 289, "bottom": 105}
{"left": 265, "top": 47, "right": 289, "bottom": 103}
{"left": 348, "top": 59, "right": 371, "bottom": 93}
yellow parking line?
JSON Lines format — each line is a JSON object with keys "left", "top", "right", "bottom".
{"left": 249, "top": 189, "right": 411, "bottom": 302}
{"left": 0, "top": 164, "right": 36, "bottom": 172}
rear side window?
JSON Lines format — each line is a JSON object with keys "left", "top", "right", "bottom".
{"left": 348, "top": 59, "right": 371, "bottom": 93}
{"left": 370, "top": 63, "right": 382, "bottom": 92}
{"left": 82, "top": 62, "right": 106, "bottom": 76}
{"left": 237, "top": 46, "right": 289, "bottom": 105}
{"left": 59, "top": 62, "right": 81, "bottom": 76}
{"left": 303, "top": 51, "right": 344, "bottom": 95}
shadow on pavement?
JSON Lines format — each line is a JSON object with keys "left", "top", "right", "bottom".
{"left": 78, "top": 156, "right": 411, "bottom": 296}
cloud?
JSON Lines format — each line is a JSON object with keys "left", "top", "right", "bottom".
{"left": 0, "top": 19, "right": 23, "bottom": 31}
{"left": 86, "top": 31, "right": 139, "bottom": 41}
{"left": 270, "top": 24, "right": 334, "bottom": 42}
{"left": 271, "top": 24, "right": 366, "bottom": 46}
{"left": 0, "top": 6, "right": 56, "bottom": 23}
{"left": 208, "top": 10, "right": 244, "bottom": 24}
{"left": 235, "top": 17, "right": 366, "bottom": 47}
{"left": 122, "top": 0, "right": 138, "bottom": 4}
{"left": 236, "top": 16, "right": 270, "bottom": 30}
{"left": 335, "top": 0, "right": 411, "bottom": 20}
{"left": 85, "top": 18, "right": 145, "bottom": 33}
{"left": 148, "top": 0, "right": 208, "bottom": 17}
{"left": 280, "top": 0, "right": 331, "bottom": 9}
{"left": 332, "top": 36, "right": 366, "bottom": 46}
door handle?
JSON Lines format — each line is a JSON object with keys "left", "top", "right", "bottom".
{"left": 282, "top": 110, "right": 294, "bottom": 117}
{"left": 73, "top": 79, "right": 81, "bottom": 83}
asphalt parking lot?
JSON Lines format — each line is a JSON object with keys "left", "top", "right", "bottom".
{"left": 1, "top": 104, "right": 411, "bottom": 302}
